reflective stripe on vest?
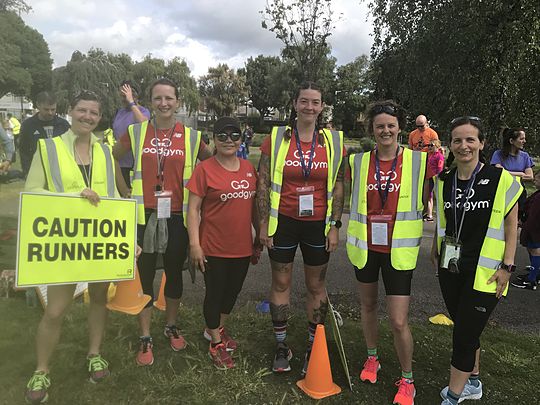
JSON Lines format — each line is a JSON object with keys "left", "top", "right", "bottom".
{"left": 267, "top": 126, "right": 343, "bottom": 236}
{"left": 129, "top": 121, "right": 201, "bottom": 226}
{"left": 435, "top": 169, "right": 522, "bottom": 295}
{"left": 347, "top": 148, "right": 426, "bottom": 270}
{"left": 39, "top": 137, "right": 115, "bottom": 197}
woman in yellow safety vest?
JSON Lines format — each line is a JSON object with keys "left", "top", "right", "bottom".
{"left": 347, "top": 100, "right": 431, "bottom": 405}
{"left": 433, "top": 117, "right": 521, "bottom": 405}
{"left": 113, "top": 78, "right": 212, "bottom": 367}
{"left": 24, "top": 91, "right": 119, "bottom": 403}
{"left": 257, "top": 81, "right": 345, "bottom": 375}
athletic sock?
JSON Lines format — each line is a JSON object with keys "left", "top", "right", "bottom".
{"left": 367, "top": 347, "right": 378, "bottom": 359}
{"left": 272, "top": 320, "right": 287, "bottom": 343}
{"left": 447, "top": 389, "right": 460, "bottom": 405}
{"left": 468, "top": 373, "right": 480, "bottom": 388}
{"left": 401, "top": 370, "right": 413, "bottom": 382}
{"left": 529, "top": 255, "right": 540, "bottom": 283}
{"left": 210, "top": 341, "right": 222, "bottom": 348}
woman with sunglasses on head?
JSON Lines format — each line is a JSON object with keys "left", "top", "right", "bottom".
{"left": 432, "top": 117, "right": 521, "bottom": 405}
{"left": 187, "top": 117, "right": 259, "bottom": 369}
{"left": 257, "top": 81, "right": 345, "bottom": 375}
{"left": 24, "top": 91, "right": 119, "bottom": 403}
{"left": 113, "top": 78, "right": 212, "bottom": 367}
{"left": 347, "top": 100, "right": 434, "bottom": 405}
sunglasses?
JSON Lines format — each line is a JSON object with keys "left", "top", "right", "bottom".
{"left": 372, "top": 105, "right": 397, "bottom": 116}
{"left": 416, "top": 124, "right": 426, "bottom": 129}
{"left": 215, "top": 132, "right": 242, "bottom": 142}
{"left": 450, "top": 116, "right": 481, "bottom": 125}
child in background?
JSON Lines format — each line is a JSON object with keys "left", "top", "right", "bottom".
{"left": 424, "top": 139, "right": 445, "bottom": 222}
{"left": 512, "top": 170, "right": 540, "bottom": 290}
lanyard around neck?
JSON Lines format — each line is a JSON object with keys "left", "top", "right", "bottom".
{"left": 153, "top": 118, "right": 175, "bottom": 187}
{"left": 375, "top": 145, "right": 400, "bottom": 210}
{"left": 294, "top": 126, "right": 318, "bottom": 180}
{"left": 452, "top": 162, "right": 482, "bottom": 241}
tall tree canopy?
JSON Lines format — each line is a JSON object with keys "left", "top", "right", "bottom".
{"left": 199, "top": 64, "right": 248, "bottom": 118}
{"left": 368, "top": 0, "right": 540, "bottom": 150}
{"left": 0, "top": 10, "right": 52, "bottom": 99}
{"left": 261, "top": 0, "right": 339, "bottom": 90}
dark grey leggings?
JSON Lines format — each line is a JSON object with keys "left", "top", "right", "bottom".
{"left": 203, "top": 256, "right": 250, "bottom": 329}
{"left": 439, "top": 267, "right": 499, "bottom": 372}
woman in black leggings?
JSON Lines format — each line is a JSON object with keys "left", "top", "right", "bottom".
{"left": 187, "top": 117, "right": 260, "bottom": 369}
{"left": 431, "top": 116, "right": 522, "bottom": 404}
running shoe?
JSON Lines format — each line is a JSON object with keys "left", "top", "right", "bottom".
{"left": 203, "top": 327, "right": 237, "bottom": 352}
{"left": 136, "top": 336, "right": 154, "bottom": 366}
{"left": 440, "top": 380, "right": 483, "bottom": 402}
{"left": 300, "top": 347, "right": 312, "bottom": 377}
{"left": 393, "top": 378, "right": 416, "bottom": 405}
{"left": 25, "top": 371, "right": 50, "bottom": 404}
{"left": 359, "top": 356, "right": 381, "bottom": 383}
{"left": 87, "top": 355, "right": 110, "bottom": 383}
{"left": 208, "top": 343, "right": 234, "bottom": 370}
{"left": 164, "top": 325, "right": 187, "bottom": 351}
{"left": 511, "top": 278, "right": 537, "bottom": 290}
{"left": 272, "top": 342, "right": 292, "bottom": 373}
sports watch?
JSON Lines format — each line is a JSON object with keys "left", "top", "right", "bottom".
{"left": 329, "top": 219, "right": 342, "bottom": 229}
{"left": 498, "top": 262, "right": 516, "bottom": 273}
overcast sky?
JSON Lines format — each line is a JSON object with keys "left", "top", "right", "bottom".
{"left": 22, "top": 0, "right": 373, "bottom": 79}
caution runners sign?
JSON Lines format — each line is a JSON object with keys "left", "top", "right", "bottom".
{"left": 16, "top": 193, "right": 137, "bottom": 287}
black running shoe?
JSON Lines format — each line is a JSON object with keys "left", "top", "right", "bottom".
{"left": 272, "top": 342, "right": 292, "bottom": 372}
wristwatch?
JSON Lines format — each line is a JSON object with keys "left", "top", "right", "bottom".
{"left": 498, "top": 262, "right": 516, "bottom": 273}
{"left": 329, "top": 219, "right": 342, "bottom": 229}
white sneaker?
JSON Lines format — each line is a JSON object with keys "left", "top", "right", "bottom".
{"left": 440, "top": 380, "right": 483, "bottom": 402}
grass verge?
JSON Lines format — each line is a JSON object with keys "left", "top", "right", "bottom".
{"left": 1, "top": 296, "right": 538, "bottom": 404}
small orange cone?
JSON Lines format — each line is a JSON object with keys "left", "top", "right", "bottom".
{"left": 296, "top": 324, "right": 341, "bottom": 399}
{"left": 153, "top": 273, "right": 166, "bottom": 311}
{"left": 106, "top": 266, "right": 151, "bottom": 315}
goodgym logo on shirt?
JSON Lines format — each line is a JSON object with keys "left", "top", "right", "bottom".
{"left": 143, "top": 137, "right": 185, "bottom": 156}
{"left": 444, "top": 188, "right": 490, "bottom": 211}
{"left": 368, "top": 170, "right": 401, "bottom": 193}
{"left": 220, "top": 180, "right": 256, "bottom": 202}
{"left": 285, "top": 150, "right": 328, "bottom": 170}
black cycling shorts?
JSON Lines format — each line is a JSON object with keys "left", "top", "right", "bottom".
{"left": 268, "top": 214, "right": 329, "bottom": 266}
{"left": 354, "top": 250, "right": 413, "bottom": 296}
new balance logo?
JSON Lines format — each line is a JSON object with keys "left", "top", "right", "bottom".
{"left": 475, "top": 306, "right": 487, "bottom": 313}
{"left": 477, "top": 179, "right": 490, "bottom": 185}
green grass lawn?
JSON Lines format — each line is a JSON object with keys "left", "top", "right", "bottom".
{"left": 1, "top": 296, "right": 538, "bottom": 404}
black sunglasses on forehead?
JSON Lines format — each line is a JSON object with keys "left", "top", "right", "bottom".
{"left": 215, "top": 132, "right": 242, "bottom": 142}
{"left": 450, "top": 116, "right": 481, "bottom": 125}
{"left": 372, "top": 105, "right": 397, "bottom": 116}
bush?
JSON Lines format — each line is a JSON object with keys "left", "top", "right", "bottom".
{"left": 250, "top": 133, "right": 266, "bottom": 147}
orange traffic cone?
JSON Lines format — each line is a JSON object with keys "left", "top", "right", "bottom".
{"left": 106, "top": 266, "right": 151, "bottom": 315}
{"left": 296, "top": 324, "right": 341, "bottom": 399}
{"left": 153, "top": 273, "right": 166, "bottom": 311}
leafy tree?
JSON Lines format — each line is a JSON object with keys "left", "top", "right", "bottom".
{"left": 368, "top": 0, "right": 540, "bottom": 151}
{"left": 261, "top": 0, "right": 338, "bottom": 84}
{"left": 199, "top": 64, "right": 248, "bottom": 118}
{"left": 333, "top": 55, "right": 371, "bottom": 134}
{"left": 0, "top": 10, "right": 52, "bottom": 99}
{"left": 244, "top": 55, "right": 290, "bottom": 120}
{"left": 0, "top": 0, "right": 31, "bottom": 13}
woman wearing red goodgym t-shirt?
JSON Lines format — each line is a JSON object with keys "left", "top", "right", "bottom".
{"left": 257, "top": 82, "right": 345, "bottom": 375}
{"left": 113, "top": 78, "right": 212, "bottom": 367}
{"left": 187, "top": 117, "right": 260, "bottom": 370}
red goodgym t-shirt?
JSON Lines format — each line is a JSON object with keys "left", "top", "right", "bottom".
{"left": 261, "top": 131, "right": 344, "bottom": 221}
{"left": 366, "top": 150, "right": 433, "bottom": 253}
{"left": 187, "top": 157, "right": 257, "bottom": 258}
{"left": 120, "top": 121, "right": 205, "bottom": 211}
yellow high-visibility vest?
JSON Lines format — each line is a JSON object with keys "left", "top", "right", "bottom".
{"left": 38, "top": 134, "right": 116, "bottom": 197}
{"left": 267, "top": 126, "right": 344, "bottom": 236}
{"left": 434, "top": 168, "right": 522, "bottom": 295}
{"left": 9, "top": 117, "right": 21, "bottom": 136}
{"left": 347, "top": 148, "right": 427, "bottom": 270}
{"left": 128, "top": 121, "right": 201, "bottom": 226}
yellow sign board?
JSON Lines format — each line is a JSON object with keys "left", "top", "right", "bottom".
{"left": 16, "top": 193, "right": 137, "bottom": 287}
